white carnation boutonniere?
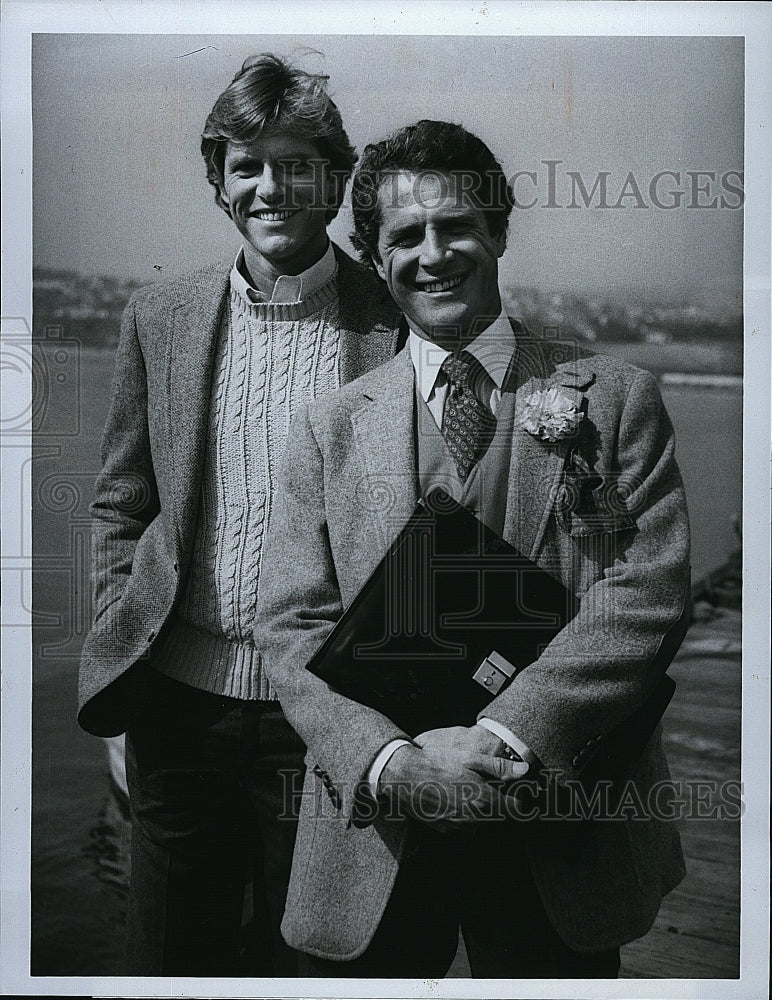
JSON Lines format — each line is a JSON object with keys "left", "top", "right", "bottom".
{"left": 517, "top": 385, "right": 584, "bottom": 443}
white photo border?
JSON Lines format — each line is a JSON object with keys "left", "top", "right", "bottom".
{"left": 2, "top": 2, "right": 769, "bottom": 998}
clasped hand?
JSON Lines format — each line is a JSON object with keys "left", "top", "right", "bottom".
{"left": 378, "top": 726, "right": 529, "bottom": 833}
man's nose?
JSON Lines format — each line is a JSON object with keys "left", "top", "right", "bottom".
{"left": 256, "top": 164, "right": 285, "bottom": 205}
{"left": 418, "top": 231, "right": 452, "bottom": 270}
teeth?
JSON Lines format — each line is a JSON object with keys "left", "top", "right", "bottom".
{"left": 251, "top": 210, "right": 297, "bottom": 221}
{"left": 419, "top": 275, "right": 464, "bottom": 293}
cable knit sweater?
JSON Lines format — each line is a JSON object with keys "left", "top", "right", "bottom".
{"left": 153, "top": 274, "right": 341, "bottom": 700}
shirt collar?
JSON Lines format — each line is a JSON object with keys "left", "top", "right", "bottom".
{"left": 230, "top": 241, "right": 336, "bottom": 304}
{"left": 408, "top": 310, "right": 517, "bottom": 404}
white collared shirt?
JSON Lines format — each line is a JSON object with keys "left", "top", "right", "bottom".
{"left": 230, "top": 241, "right": 336, "bottom": 304}
{"left": 408, "top": 310, "right": 517, "bottom": 427}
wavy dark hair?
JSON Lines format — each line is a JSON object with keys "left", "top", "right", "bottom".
{"left": 351, "top": 119, "right": 514, "bottom": 264}
{"left": 201, "top": 53, "right": 356, "bottom": 222}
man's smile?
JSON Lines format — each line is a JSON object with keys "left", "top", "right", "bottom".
{"left": 414, "top": 274, "right": 467, "bottom": 294}
{"left": 248, "top": 208, "right": 302, "bottom": 222}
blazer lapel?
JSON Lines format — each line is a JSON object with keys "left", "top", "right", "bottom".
{"left": 168, "top": 263, "right": 230, "bottom": 559}
{"left": 506, "top": 414, "right": 569, "bottom": 560}
{"left": 504, "top": 328, "right": 595, "bottom": 560}
{"left": 348, "top": 347, "right": 419, "bottom": 550}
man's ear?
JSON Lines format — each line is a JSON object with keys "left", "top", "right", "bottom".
{"left": 216, "top": 186, "right": 234, "bottom": 220}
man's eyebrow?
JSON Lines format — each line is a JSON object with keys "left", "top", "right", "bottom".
{"left": 382, "top": 221, "right": 423, "bottom": 242}
{"left": 435, "top": 206, "right": 478, "bottom": 220}
{"left": 383, "top": 208, "right": 477, "bottom": 238}
{"left": 226, "top": 151, "right": 322, "bottom": 166}
{"left": 227, "top": 152, "right": 261, "bottom": 168}
{"left": 281, "top": 151, "right": 325, "bottom": 162}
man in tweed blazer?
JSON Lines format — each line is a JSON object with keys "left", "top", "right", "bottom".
{"left": 77, "top": 55, "right": 399, "bottom": 976}
{"left": 257, "top": 121, "right": 691, "bottom": 978}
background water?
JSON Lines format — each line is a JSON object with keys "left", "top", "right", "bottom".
{"left": 29, "top": 347, "right": 743, "bottom": 976}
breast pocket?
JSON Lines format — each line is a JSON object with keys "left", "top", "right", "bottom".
{"left": 552, "top": 474, "right": 638, "bottom": 596}
{"left": 555, "top": 472, "right": 638, "bottom": 537}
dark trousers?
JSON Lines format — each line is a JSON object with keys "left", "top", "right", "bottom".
{"left": 299, "top": 820, "right": 620, "bottom": 979}
{"left": 124, "top": 670, "right": 304, "bottom": 977}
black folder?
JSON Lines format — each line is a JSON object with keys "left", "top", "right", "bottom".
{"left": 307, "top": 488, "right": 675, "bottom": 771}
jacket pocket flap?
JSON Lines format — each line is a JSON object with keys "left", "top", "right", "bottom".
{"left": 557, "top": 476, "right": 637, "bottom": 535}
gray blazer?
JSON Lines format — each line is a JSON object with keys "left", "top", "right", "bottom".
{"left": 78, "top": 245, "right": 401, "bottom": 737}
{"left": 256, "top": 330, "right": 690, "bottom": 958}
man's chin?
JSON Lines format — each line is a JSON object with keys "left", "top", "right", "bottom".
{"left": 409, "top": 304, "right": 475, "bottom": 344}
{"left": 243, "top": 232, "right": 311, "bottom": 267}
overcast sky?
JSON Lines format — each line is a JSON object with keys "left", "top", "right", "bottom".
{"left": 32, "top": 33, "right": 743, "bottom": 310}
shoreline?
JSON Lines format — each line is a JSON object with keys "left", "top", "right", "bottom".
{"left": 661, "top": 372, "right": 742, "bottom": 388}
{"left": 70, "top": 342, "right": 745, "bottom": 384}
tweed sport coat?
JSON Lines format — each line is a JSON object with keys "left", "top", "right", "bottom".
{"left": 256, "top": 327, "right": 691, "bottom": 959}
{"left": 77, "top": 245, "right": 401, "bottom": 737}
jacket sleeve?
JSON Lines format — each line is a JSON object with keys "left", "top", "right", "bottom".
{"left": 89, "top": 294, "right": 160, "bottom": 623}
{"left": 255, "top": 404, "right": 410, "bottom": 823}
{"left": 480, "top": 368, "right": 691, "bottom": 778}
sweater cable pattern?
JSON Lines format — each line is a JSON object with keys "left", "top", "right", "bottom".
{"left": 156, "top": 274, "right": 341, "bottom": 700}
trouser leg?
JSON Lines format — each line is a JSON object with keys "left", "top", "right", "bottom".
{"left": 458, "top": 821, "right": 621, "bottom": 979}
{"left": 242, "top": 702, "right": 304, "bottom": 977}
{"left": 124, "top": 693, "right": 250, "bottom": 976}
{"left": 124, "top": 673, "right": 304, "bottom": 977}
{"left": 124, "top": 785, "right": 249, "bottom": 975}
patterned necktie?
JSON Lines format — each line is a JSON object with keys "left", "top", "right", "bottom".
{"left": 440, "top": 351, "right": 497, "bottom": 481}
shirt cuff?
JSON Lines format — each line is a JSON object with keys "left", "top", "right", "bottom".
{"left": 477, "top": 718, "right": 537, "bottom": 765}
{"left": 366, "top": 739, "right": 413, "bottom": 796}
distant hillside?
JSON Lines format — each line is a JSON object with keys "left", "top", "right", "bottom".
{"left": 503, "top": 286, "right": 742, "bottom": 346}
{"left": 503, "top": 285, "right": 742, "bottom": 376}
{"left": 33, "top": 268, "right": 145, "bottom": 349}
{"left": 32, "top": 268, "right": 743, "bottom": 374}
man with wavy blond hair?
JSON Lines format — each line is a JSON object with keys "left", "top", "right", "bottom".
{"left": 78, "top": 53, "right": 400, "bottom": 975}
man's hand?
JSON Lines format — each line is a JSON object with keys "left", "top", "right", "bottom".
{"left": 415, "top": 724, "right": 513, "bottom": 761}
{"left": 377, "top": 734, "right": 527, "bottom": 834}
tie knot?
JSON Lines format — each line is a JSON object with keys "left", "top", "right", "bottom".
{"left": 441, "top": 350, "right": 491, "bottom": 405}
{"left": 440, "top": 350, "right": 474, "bottom": 389}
